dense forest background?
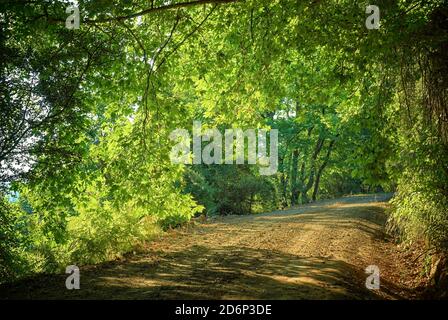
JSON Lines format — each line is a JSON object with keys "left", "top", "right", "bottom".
{"left": 1, "top": 0, "right": 447, "bottom": 290}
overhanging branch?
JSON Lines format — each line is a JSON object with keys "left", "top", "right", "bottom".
{"left": 48, "top": 0, "right": 240, "bottom": 24}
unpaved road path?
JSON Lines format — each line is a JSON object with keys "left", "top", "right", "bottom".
{"left": 1, "top": 194, "right": 423, "bottom": 299}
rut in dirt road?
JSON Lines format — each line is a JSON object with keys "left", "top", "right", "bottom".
{"left": 1, "top": 194, "right": 419, "bottom": 299}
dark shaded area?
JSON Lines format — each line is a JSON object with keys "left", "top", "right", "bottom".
{"left": 0, "top": 194, "right": 414, "bottom": 300}
{"left": 1, "top": 245, "right": 384, "bottom": 300}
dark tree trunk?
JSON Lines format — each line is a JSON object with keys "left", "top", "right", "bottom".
{"left": 312, "top": 139, "right": 336, "bottom": 201}
{"left": 278, "top": 156, "right": 289, "bottom": 208}
{"left": 299, "top": 136, "right": 325, "bottom": 203}
{"left": 290, "top": 149, "right": 299, "bottom": 205}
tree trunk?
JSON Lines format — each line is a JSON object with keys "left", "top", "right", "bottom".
{"left": 299, "top": 136, "right": 325, "bottom": 203}
{"left": 290, "top": 149, "right": 299, "bottom": 205}
{"left": 278, "top": 156, "right": 289, "bottom": 208}
{"left": 312, "top": 139, "right": 336, "bottom": 201}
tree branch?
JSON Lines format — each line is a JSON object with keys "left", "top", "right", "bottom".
{"left": 47, "top": 0, "right": 239, "bottom": 25}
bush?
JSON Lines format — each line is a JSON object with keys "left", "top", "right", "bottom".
{"left": 185, "top": 165, "right": 277, "bottom": 216}
{"left": 0, "top": 194, "right": 35, "bottom": 283}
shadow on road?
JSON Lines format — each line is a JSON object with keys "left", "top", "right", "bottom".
{"left": 2, "top": 245, "right": 396, "bottom": 300}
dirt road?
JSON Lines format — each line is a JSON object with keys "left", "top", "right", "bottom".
{"left": 1, "top": 194, "right": 424, "bottom": 299}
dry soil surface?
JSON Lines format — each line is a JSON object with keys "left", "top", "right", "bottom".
{"left": 1, "top": 194, "right": 425, "bottom": 299}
